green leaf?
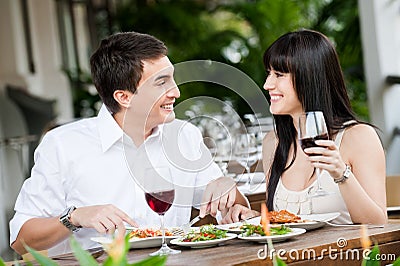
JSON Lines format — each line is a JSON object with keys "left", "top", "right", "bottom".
{"left": 0, "top": 257, "right": 6, "bottom": 266}
{"left": 392, "top": 256, "right": 400, "bottom": 266}
{"left": 362, "top": 245, "right": 380, "bottom": 266}
{"left": 128, "top": 255, "right": 167, "bottom": 266}
{"left": 70, "top": 237, "right": 99, "bottom": 266}
{"left": 24, "top": 246, "right": 59, "bottom": 266}
{"left": 101, "top": 234, "right": 130, "bottom": 266}
{"left": 275, "top": 256, "right": 287, "bottom": 266}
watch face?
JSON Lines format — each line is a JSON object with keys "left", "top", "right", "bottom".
{"left": 60, "top": 206, "right": 80, "bottom": 232}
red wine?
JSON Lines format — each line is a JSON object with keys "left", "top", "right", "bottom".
{"left": 300, "top": 133, "right": 329, "bottom": 153}
{"left": 145, "top": 189, "right": 175, "bottom": 215}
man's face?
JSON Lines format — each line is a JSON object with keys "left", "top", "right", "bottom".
{"left": 129, "top": 56, "right": 180, "bottom": 129}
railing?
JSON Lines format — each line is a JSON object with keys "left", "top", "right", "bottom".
{"left": 386, "top": 75, "right": 400, "bottom": 84}
{"left": 0, "top": 135, "right": 38, "bottom": 177}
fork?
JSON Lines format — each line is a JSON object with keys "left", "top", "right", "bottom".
{"left": 171, "top": 215, "right": 202, "bottom": 236}
{"left": 323, "top": 221, "right": 385, "bottom": 229}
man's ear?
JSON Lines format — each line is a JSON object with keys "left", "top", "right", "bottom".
{"left": 113, "top": 90, "right": 133, "bottom": 108}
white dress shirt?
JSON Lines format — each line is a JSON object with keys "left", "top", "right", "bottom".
{"left": 9, "top": 105, "right": 222, "bottom": 256}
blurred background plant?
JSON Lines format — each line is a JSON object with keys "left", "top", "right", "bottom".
{"left": 0, "top": 236, "right": 167, "bottom": 266}
{"left": 63, "top": 0, "right": 368, "bottom": 121}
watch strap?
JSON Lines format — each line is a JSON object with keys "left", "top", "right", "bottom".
{"left": 334, "top": 164, "right": 351, "bottom": 184}
{"left": 60, "top": 206, "right": 81, "bottom": 232}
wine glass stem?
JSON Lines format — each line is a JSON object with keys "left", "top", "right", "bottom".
{"left": 160, "top": 214, "right": 166, "bottom": 248}
{"left": 245, "top": 166, "right": 251, "bottom": 186}
{"left": 316, "top": 167, "right": 322, "bottom": 190}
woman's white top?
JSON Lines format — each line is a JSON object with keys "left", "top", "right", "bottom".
{"left": 273, "top": 126, "right": 352, "bottom": 224}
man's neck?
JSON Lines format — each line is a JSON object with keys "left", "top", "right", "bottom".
{"left": 113, "top": 111, "right": 153, "bottom": 147}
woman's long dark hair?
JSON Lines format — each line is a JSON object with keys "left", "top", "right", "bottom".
{"left": 263, "top": 29, "right": 358, "bottom": 210}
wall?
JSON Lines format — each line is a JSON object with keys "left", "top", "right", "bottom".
{"left": 0, "top": 0, "right": 74, "bottom": 260}
{"left": 0, "top": 85, "right": 29, "bottom": 260}
{"left": 358, "top": 0, "right": 400, "bottom": 175}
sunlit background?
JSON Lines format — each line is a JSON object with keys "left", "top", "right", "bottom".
{"left": 0, "top": 0, "right": 399, "bottom": 260}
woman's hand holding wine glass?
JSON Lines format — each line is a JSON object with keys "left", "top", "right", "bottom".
{"left": 303, "top": 139, "right": 349, "bottom": 181}
{"left": 298, "top": 111, "right": 334, "bottom": 197}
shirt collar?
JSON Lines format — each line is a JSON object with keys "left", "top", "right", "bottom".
{"left": 96, "top": 105, "right": 124, "bottom": 152}
{"left": 96, "top": 104, "right": 166, "bottom": 152}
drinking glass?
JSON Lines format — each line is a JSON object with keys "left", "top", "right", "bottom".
{"left": 298, "top": 111, "right": 333, "bottom": 197}
{"left": 234, "top": 133, "right": 258, "bottom": 192}
{"left": 213, "top": 137, "right": 232, "bottom": 175}
{"left": 143, "top": 167, "right": 181, "bottom": 256}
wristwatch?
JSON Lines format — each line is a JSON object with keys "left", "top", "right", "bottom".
{"left": 334, "top": 164, "right": 352, "bottom": 184}
{"left": 59, "top": 206, "right": 81, "bottom": 232}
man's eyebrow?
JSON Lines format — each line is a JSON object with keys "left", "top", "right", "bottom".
{"left": 153, "top": 74, "right": 170, "bottom": 82}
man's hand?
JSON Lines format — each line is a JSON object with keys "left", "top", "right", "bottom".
{"left": 199, "top": 176, "right": 239, "bottom": 218}
{"left": 220, "top": 204, "right": 260, "bottom": 224}
{"left": 71, "top": 204, "right": 138, "bottom": 234}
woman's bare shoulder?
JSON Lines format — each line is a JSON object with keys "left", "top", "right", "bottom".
{"left": 341, "top": 123, "right": 383, "bottom": 160}
{"left": 342, "top": 123, "right": 380, "bottom": 143}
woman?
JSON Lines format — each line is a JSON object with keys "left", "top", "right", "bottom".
{"left": 221, "top": 29, "right": 387, "bottom": 224}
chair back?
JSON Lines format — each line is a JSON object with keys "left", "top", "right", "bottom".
{"left": 386, "top": 175, "right": 400, "bottom": 207}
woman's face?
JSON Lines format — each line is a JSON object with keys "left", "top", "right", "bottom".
{"left": 263, "top": 68, "right": 303, "bottom": 117}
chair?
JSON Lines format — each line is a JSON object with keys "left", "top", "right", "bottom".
{"left": 386, "top": 176, "right": 400, "bottom": 208}
{"left": 386, "top": 175, "right": 400, "bottom": 220}
{"left": 6, "top": 85, "right": 57, "bottom": 177}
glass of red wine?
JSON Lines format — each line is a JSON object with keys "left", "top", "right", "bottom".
{"left": 144, "top": 166, "right": 181, "bottom": 256}
{"left": 298, "top": 111, "right": 333, "bottom": 197}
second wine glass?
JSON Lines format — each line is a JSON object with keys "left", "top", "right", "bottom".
{"left": 143, "top": 166, "right": 181, "bottom": 256}
{"left": 298, "top": 111, "right": 333, "bottom": 197}
{"left": 234, "top": 133, "right": 258, "bottom": 192}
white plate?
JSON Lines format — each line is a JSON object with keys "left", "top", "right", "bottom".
{"left": 170, "top": 233, "right": 237, "bottom": 248}
{"left": 238, "top": 228, "right": 306, "bottom": 243}
{"left": 387, "top": 206, "right": 400, "bottom": 212}
{"left": 91, "top": 226, "right": 180, "bottom": 249}
{"left": 235, "top": 172, "right": 265, "bottom": 184}
{"left": 91, "top": 235, "right": 178, "bottom": 249}
{"left": 215, "top": 217, "right": 262, "bottom": 233}
{"left": 245, "top": 212, "right": 340, "bottom": 230}
{"left": 215, "top": 222, "right": 245, "bottom": 233}
{"left": 218, "top": 212, "right": 340, "bottom": 232}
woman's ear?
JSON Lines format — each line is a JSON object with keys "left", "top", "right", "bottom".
{"left": 113, "top": 90, "right": 133, "bottom": 108}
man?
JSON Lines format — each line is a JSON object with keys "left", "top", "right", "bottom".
{"left": 10, "top": 32, "right": 248, "bottom": 256}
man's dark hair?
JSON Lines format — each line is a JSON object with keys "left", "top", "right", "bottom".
{"left": 90, "top": 32, "right": 167, "bottom": 114}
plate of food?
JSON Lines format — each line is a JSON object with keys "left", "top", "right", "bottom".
{"left": 91, "top": 227, "right": 179, "bottom": 249}
{"left": 238, "top": 224, "right": 306, "bottom": 243}
{"left": 244, "top": 210, "right": 340, "bottom": 230}
{"left": 170, "top": 225, "right": 237, "bottom": 248}
{"left": 215, "top": 216, "right": 262, "bottom": 233}
{"left": 217, "top": 210, "right": 340, "bottom": 233}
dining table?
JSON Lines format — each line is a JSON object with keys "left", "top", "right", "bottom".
{"left": 46, "top": 222, "right": 400, "bottom": 266}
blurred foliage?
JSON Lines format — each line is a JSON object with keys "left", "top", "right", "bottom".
{"left": 311, "top": 0, "right": 369, "bottom": 119}
{"left": 73, "top": 0, "right": 369, "bottom": 120}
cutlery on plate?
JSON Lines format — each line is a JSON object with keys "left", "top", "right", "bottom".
{"left": 171, "top": 215, "right": 202, "bottom": 236}
{"left": 323, "top": 221, "right": 385, "bottom": 229}
{"left": 239, "top": 215, "right": 260, "bottom": 223}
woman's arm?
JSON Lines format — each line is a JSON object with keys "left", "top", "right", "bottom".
{"left": 306, "top": 124, "right": 387, "bottom": 224}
